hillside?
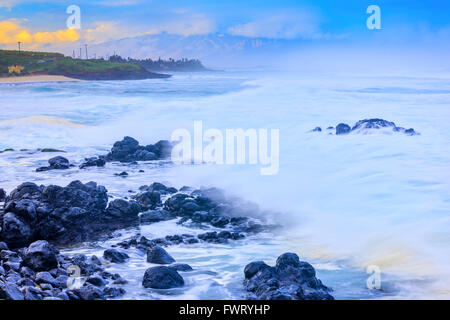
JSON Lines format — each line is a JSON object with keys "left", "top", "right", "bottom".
{"left": 0, "top": 50, "right": 170, "bottom": 80}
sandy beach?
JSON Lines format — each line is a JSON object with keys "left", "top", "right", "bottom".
{"left": 0, "top": 75, "right": 81, "bottom": 84}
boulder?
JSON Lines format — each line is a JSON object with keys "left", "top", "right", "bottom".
{"left": 146, "top": 245, "right": 176, "bottom": 264}
{"left": 243, "top": 253, "right": 333, "bottom": 300}
{"left": 103, "top": 249, "right": 129, "bottom": 264}
{"left": 23, "top": 240, "right": 59, "bottom": 272}
{"left": 336, "top": 123, "right": 351, "bottom": 135}
{"left": 79, "top": 157, "right": 106, "bottom": 169}
{"left": 142, "top": 266, "right": 184, "bottom": 289}
{"left": 36, "top": 156, "right": 70, "bottom": 172}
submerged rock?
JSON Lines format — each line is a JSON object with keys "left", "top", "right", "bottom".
{"left": 142, "top": 266, "right": 184, "bottom": 289}
{"left": 243, "top": 252, "right": 333, "bottom": 300}
{"left": 314, "top": 119, "right": 419, "bottom": 136}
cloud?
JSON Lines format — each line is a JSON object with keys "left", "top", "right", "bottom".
{"left": 228, "top": 10, "right": 322, "bottom": 39}
{"left": 145, "top": 12, "right": 215, "bottom": 36}
{"left": 0, "top": 20, "right": 79, "bottom": 44}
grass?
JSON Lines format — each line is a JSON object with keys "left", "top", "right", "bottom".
{"left": 0, "top": 49, "right": 144, "bottom": 77}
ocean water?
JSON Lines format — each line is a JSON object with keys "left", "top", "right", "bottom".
{"left": 0, "top": 71, "right": 449, "bottom": 299}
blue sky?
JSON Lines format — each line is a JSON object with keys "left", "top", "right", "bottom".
{"left": 0, "top": 0, "right": 449, "bottom": 49}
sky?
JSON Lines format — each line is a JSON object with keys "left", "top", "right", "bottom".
{"left": 0, "top": 0, "right": 449, "bottom": 62}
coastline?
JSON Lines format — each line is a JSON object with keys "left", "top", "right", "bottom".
{"left": 0, "top": 75, "right": 81, "bottom": 84}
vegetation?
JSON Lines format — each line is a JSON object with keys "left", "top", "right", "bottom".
{"left": 0, "top": 49, "right": 169, "bottom": 80}
{"left": 109, "top": 55, "right": 208, "bottom": 72}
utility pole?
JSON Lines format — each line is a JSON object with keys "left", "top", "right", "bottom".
{"left": 17, "top": 42, "right": 21, "bottom": 52}
{"left": 85, "top": 44, "right": 88, "bottom": 60}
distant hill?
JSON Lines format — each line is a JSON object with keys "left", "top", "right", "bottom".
{"left": 0, "top": 49, "right": 170, "bottom": 80}
{"left": 74, "top": 33, "right": 294, "bottom": 67}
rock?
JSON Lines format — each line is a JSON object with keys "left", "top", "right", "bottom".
{"left": 23, "top": 240, "right": 59, "bottom": 271}
{"left": 0, "top": 212, "right": 33, "bottom": 248}
{"left": 170, "top": 263, "right": 193, "bottom": 272}
{"left": 105, "top": 199, "right": 140, "bottom": 223}
{"left": 35, "top": 272, "right": 59, "bottom": 287}
{"left": 142, "top": 266, "right": 184, "bottom": 289}
{"left": 336, "top": 123, "right": 351, "bottom": 135}
{"left": 0, "top": 242, "right": 8, "bottom": 250}
{"left": 86, "top": 275, "right": 108, "bottom": 287}
{"left": 0, "top": 188, "right": 6, "bottom": 201}
{"left": 79, "top": 156, "right": 106, "bottom": 169}
{"left": 103, "top": 287, "right": 126, "bottom": 298}
{"left": 36, "top": 156, "right": 71, "bottom": 172}
{"left": 139, "top": 209, "right": 170, "bottom": 223}
{"left": 146, "top": 245, "right": 176, "bottom": 264}
{"left": 243, "top": 253, "right": 333, "bottom": 300}
{"left": 75, "top": 284, "right": 106, "bottom": 300}
{"left": 0, "top": 282, "right": 25, "bottom": 300}
{"left": 311, "top": 127, "right": 322, "bottom": 132}
{"left": 23, "top": 286, "right": 43, "bottom": 300}
{"left": 105, "top": 137, "right": 173, "bottom": 163}
{"left": 103, "top": 249, "right": 129, "bottom": 264}
{"left": 115, "top": 171, "right": 129, "bottom": 177}
{"left": 135, "top": 191, "right": 161, "bottom": 209}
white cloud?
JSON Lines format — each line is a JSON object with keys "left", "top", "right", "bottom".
{"left": 145, "top": 12, "right": 215, "bottom": 37}
{"left": 228, "top": 10, "right": 322, "bottom": 39}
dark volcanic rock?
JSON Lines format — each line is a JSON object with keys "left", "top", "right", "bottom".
{"left": 336, "top": 123, "right": 351, "bottom": 135}
{"left": 244, "top": 253, "right": 333, "bottom": 300}
{"left": 0, "top": 180, "right": 142, "bottom": 248}
{"left": 23, "top": 240, "right": 59, "bottom": 272}
{"left": 311, "top": 127, "right": 322, "bottom": 132}
{"left": 79, "top": 156, "right": 106, "bottom": 169}
{"left": 103, "top": 249, "right": 129, "bottom": 264}
{"left": 170, "top": 263, "right": 193, "bottom": 272}
{"left": 0, "top": 282, "right": 25, "bottom": 300}
{"left": 105, "top": 136, "right": 173, "bottom": 163}
{"left": 139, "top": 209, "right": 171, "bottom": 223}
{"left": 146, "top": 245, "right": 176, "bottom": 264}
{"left": 0, "top": 188, "right": 6, "bottom": 201}
{"left": 36, "top": 156, "right": 71, "bottom": 172}
{"left": 142, "top": 266, "right": 184, "bottom": 289}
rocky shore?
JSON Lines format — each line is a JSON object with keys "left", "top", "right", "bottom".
{"left": 0, "top": 136, "right": 333, "bottom": 300}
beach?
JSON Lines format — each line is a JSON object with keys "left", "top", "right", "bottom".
{"left": 0, "top": 75, "right": 81, "bottom": 84}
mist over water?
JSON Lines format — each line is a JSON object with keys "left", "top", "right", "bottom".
{"left": 1, "top": 70, "right": 449, "bottom": 299}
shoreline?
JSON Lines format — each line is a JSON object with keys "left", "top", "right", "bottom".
{"left": 0, "top": 75, "right": 82, "bottom": 84}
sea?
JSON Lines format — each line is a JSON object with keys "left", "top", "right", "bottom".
{"left": 0, "top": 70, "right": 449, "bottom": 299}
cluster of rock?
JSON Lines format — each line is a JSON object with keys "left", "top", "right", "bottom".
{"left": 104, "top": 136, "right": 173, "bottom": 163}
{"left": 312, "top": 118, "right": 419, "bottom": 136}
{"left": 35, "top": 136, "right": 173, "bottom": 172}
{"left": 0, "top": 179, "right": 268, "bottom": 251}
{"left": 244, "top": 253, "right": 334, "bottom": 300}
{"left": 0, "top": 240, "right": 127, "bottom": 300}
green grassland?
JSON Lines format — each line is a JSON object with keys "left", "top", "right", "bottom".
{"left": 0, "top": 49, "right": 169, "bottom": 80}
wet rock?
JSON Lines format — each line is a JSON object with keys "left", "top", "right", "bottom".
{"left": 75, "top": 284, "right": 106, "bottom": 300}
{"left": 146, "top": 245, "right": 176, "bottom": 264}
{"left": 105, "top": 199, "right": 140, "bottom": 223}
{"left": 0, "top": 212, "right": 34, "bottom": 248}
{"left": 142, "top": 266, "right": 184, "bottom": 289}
{"left": 0, "top": 282, "right": 25, "bottom": 300}
{"left": 0, "top": 188, "right": 6, "bottom": 201}
{"left": 105, "top": 137, "right": 172, "bottom": 163}
{"left": 336, "top": 123, "right": 351, "bottom": 135}
{"left": 103, "top": 249, "right": 129, "bottom": 264}
{"left": 170, "top": 263, "right": 193, "bottom": 272}
{"left": 79, "top": 156, "right": 106, "bottom": 169}
{"left": 139, "top": 209, "right": 171, "bottom": 223}
{"left": 115, "top": 171, "right": 129, "bottom": 177}
{"left": 23, "top": 286, "right": 43, "bottom": 300}
{"left": 23, "top": 240, "right": 59, "bottom": 272}
{"left": 243, "top": 253, "right": 333, "bottom": 300}
{"left": 86, "top": 275, "right": 108, "bottom": 287}
{"left": 311, "top": 127, "right": 322, "bottom": 132}
{"left": 103, "top": 287, "right": 126, "bottom": 298}
{"left": 134, "top": 191, "right": 161, "bottom": 209}
{"left": 35, "top": 271, "right": 59, "bottom": 287}
{"left": 36, "top": 156, "right": 71, "bottom": 172}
